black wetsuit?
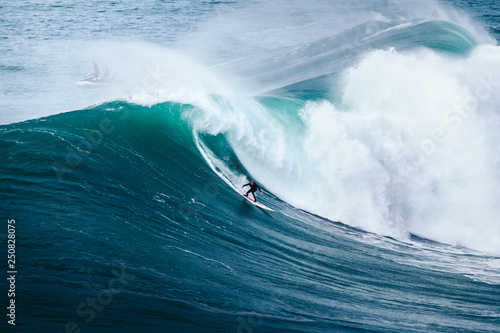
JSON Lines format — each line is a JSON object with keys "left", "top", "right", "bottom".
{"left": 243, "top": 182, "right": 261, "bottom": 202}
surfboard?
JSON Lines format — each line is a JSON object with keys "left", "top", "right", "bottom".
{"left": 243, "top": 195, "right": 274, "bottom": 211}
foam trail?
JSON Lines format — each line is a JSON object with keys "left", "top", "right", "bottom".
{"left": 194, "top": 134, "right": 247, "bottom": 194}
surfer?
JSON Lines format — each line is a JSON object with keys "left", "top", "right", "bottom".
{"left": 92, "top": 61, "right": 100, "bottom": 80}
{"left": 241, "top": 180, "right": 263, "bottom": 202}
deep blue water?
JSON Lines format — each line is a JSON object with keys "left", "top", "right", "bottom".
{"left": 2, "top": 1, "right": 500, "bottom": 332}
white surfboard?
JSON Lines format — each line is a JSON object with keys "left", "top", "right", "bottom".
{"left": 243, "top": 195, "right": 274, "bottom": 211}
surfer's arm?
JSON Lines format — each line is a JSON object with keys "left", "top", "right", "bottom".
{"left": 241, "top": 183, "right": 250, "bottom": 189}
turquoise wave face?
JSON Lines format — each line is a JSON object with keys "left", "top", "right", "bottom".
{"left": 2, "top": 99, "right": 500, "bottom": 332}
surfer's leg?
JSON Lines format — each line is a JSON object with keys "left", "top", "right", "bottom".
{"left": 252, "top": 191, "right": 257, "bottom": 202}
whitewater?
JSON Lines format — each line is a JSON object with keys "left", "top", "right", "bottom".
{"left": 2, "top": 0, "right": 500, "bottom": 332}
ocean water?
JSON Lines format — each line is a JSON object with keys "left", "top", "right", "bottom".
{"left": 1, "top": 0, "right": 500, "bottom": 332}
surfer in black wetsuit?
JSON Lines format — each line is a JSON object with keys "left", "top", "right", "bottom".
{"left": 241, "top": 180, "right": 263, "bottom": 202}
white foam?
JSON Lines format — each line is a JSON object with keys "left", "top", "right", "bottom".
{"left": 192, "top": 45, "right": 500, "bottom": 254}
{"left": 255, "top": 46, "right": 500, "bottom": 254}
